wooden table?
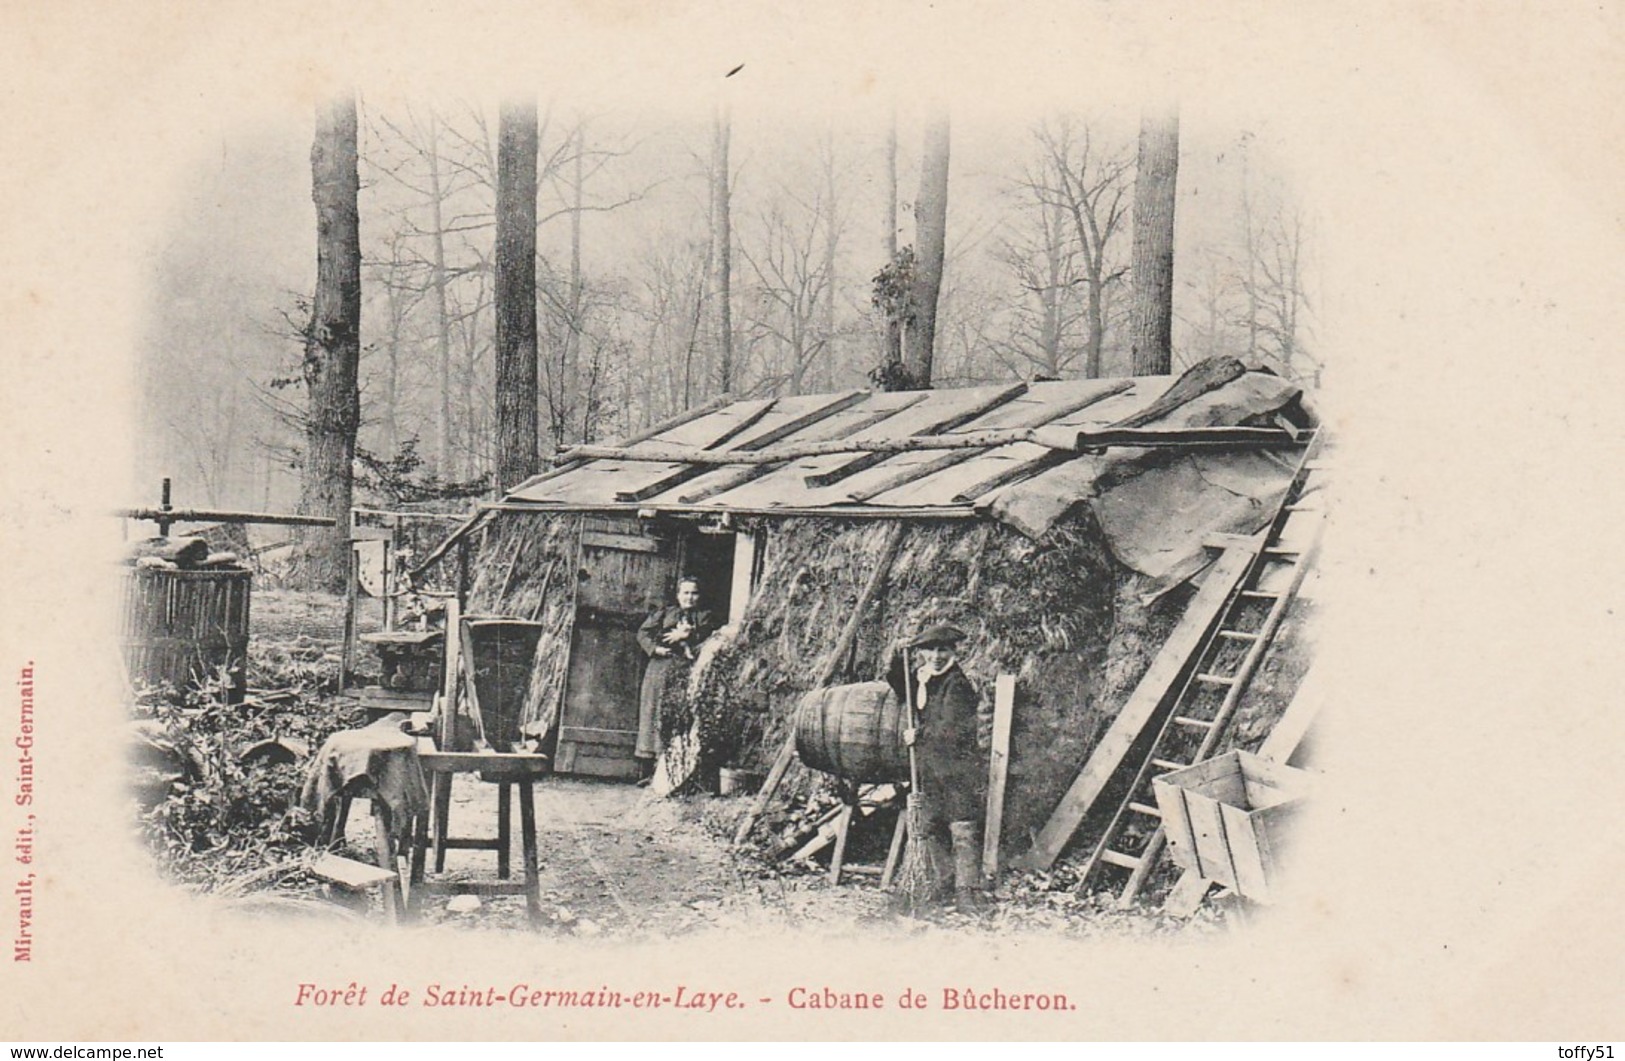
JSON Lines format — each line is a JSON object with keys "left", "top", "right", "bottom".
{"left": 406, "top": 736, "right": 551, "bottom": 925}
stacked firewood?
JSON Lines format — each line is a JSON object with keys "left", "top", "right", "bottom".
{"left": 123, "top": 536, "right": 247, "bottom": 572}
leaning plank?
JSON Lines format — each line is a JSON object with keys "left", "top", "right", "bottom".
{"left": 827, "top": 804, "right": 855, "bottom": 884}
{"left": 880, "top": 811, "right": 909, "bottom": 890}
{"left": 951, "top": 448, "right": 1074, "bottom": 505}
{"left": 732, "top": 523, "right": 907, "bottom": 846}
{"left": 309, "top": 852, "right": 397, "bottom": 890}
{"left": 408, "top": 507, "right": 491, "bottom": 582}
{"left": 1259, "top": 663, "right": 1324, "bottom": 763}
{"left": 1012, "top": 545, "right": 1259, "bottom": 873}
{"left": 1108, "top": 356, "right": 1246, "bottom": 429}
{"left": 734, "top": 736, "right": 799, "bottom": 846}
{"left": 982, "top": 674, "right": 1016, "bottom": 878}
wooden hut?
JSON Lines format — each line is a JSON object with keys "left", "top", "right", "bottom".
{"left": 425, "top": 359, "right": 1317, "bottom": 855}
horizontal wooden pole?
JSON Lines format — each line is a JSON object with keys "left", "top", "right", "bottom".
{"left": 479, "top": 500, "right": 979, "bottom": 520}
{"left": 116, "top": 507, "right": 336, "bottom": 527}
{"left": 556, "top": 426, "right": 1302, "bottom": 467}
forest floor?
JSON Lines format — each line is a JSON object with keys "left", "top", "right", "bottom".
{"left": 135, "top": 588, "right": 1230, "bottom": 941}
{"left": 333, "top": 770, "right": 1222, "bottom": 941}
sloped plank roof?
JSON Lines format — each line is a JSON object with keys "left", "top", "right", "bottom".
{"left": 504, "top": 370, "right": 1307, "bottom": 534}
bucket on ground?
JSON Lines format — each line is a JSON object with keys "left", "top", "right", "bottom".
{"left": 794, "top": 680, "right": 909, "bottom": 783}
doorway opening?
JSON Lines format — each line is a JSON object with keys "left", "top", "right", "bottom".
{"left": 677, "top": 530, "right": 739, "bottom": 624}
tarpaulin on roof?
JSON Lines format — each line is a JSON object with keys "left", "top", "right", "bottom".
{"left": 984, "top": 373, "right": 1303, "bottom": 577}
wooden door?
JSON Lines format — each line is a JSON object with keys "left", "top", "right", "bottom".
{"left": 554, "top": 521, "right": 677, "bottom": 778}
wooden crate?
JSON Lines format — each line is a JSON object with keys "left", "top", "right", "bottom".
{"left": 1152, "top": 750, "right": 1309, "bottom": 903}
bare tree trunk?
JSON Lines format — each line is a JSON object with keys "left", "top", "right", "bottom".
{"left": 299, "top": 95, "right": 361, "bottom": 592}
{"left": 1130, "top": 109, "right": 1179, "bottom": 375}
{"left": 821, "top": 129, "right": 839, "bottom": 392}
{"left": 494, "top": 100, "right": 539, "bottom": 493}
{"left": 1041, "top": 198, "right": 1064, "bottom": 376}
{"left": 425, "top": 114, "right": 454, "bottom": 477}
{"left": 568, "top": 123, "right": 585, "bottom": 440}
{"left": 1240, "top": 133, "right": 1260, "bottom": 361}
{"left": 903, "top": 114, "right": 949, "bottom": 388}
{"left": 379, "top": 235, "right": 408, "bottom": 457}
{"left": 884, "top": 112, "right": 901, "bottom": 369}
{"left": 711, "top": 104, "right": 733, "bottom": 393}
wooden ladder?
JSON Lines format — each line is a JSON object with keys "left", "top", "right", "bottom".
{"left": 1079, "top": 430, "right": 1327, "bottom": 907}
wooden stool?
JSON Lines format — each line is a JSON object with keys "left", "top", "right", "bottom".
{"left": 407, "top": 738, "right": 549, "bottom": 925}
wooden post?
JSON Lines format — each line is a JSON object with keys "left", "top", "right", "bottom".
{"left": 157, "top": 478, "right": 173, "bottom": 537}
{"left": 371, "top": 802, "right": 401, "bottom": 924}
{"left": 434, "top": 596, "right": 462, "bottom": 871}
{"left": 342, "top": 531, "right": 359, "bottom": 684}
{"left": 983, "top": 673, "right": 1015, "bottom": 879}
{"left": 519, "top": 779, "right": 542, "bottom": 926}
{"left": 728, "top": 530, "right": 759, "bottom": 620}
{"left": 880, "top": 810, "right": 909, "bottom": 890}
{"left": 383, "top": 514, "right": 400, "bottom": 632}
{"left": 827, "top": 785, "right": 856, "bottom": 885}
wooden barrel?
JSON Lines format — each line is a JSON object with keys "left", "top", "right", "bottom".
{"left": 794, "top": 681, "right": 909, "bottom": 783}
{"left": 463, "top": 617, "right": 544, "bottom": 752}
{"left": 120, "top": 567, "right": 252, "bottom": 702}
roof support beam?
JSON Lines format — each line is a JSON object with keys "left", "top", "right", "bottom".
{"left": 562, "top": 424, "right": 1300, "bottom": 469}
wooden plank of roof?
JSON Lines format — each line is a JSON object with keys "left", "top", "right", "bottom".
{"left": 652, "top": 396, "right": 776, "bottom": 448}
{"left": 507, "top": 392, "right": 738, "bottom": 494}
{"left": 613, "top": 391, "right": 867, "bottom": 503}
{"left": 843, "top": 451, "right": 972, "bottom": 503}
{"left": 843, "top": 380, "right": 1133, "bottom": 503}
{"left": 949, "top": 447, "right": 1075, "bottom": 503}
{"left": 668, "top": 392, "right": 932, "bottom": 505}
{"left": 803, "top": 382, "right": 1029, "bottom": 488}
{"left": 522, "top": 398, "right": 775, "bottom": 505}
{"left": 696, "top": 397, "right": 781, "bottom": 449}
{"left": 862, "top": 441, "right": 1062, "bottom": 508}
{"left": 858, "top": 386, "right": 1146, "bottom": 508}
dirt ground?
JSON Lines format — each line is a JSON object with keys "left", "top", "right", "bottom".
{"left": 326, "top": 773, "right": 1220, "bottom": 941}
{"left": 335, "top": 775, "right": 906, "bottom": 939}
{"left": 236, "top": 589, "right": 1225, "bottom": 940}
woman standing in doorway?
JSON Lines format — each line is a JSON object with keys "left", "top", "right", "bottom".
{"left": 634, "top": 575, "right": 718, "bottom": 783}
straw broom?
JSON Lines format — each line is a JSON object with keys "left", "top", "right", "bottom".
{"left": 896, "top": 646, "right": 948, "bottom": 913}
